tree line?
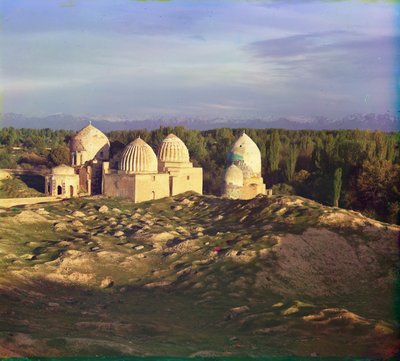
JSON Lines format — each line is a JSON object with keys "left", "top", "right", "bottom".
{"left": 0, "top": 126, "right": 399, "bottom": 224}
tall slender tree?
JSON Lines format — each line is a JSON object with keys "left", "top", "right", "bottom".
{"left": 284, "top": 143, "right": 298, "bottom": 183}
{"left": 268, "top": 131, "right": 281, "bottom": 172}
{"left": 333, "top": 167, "right": 342, "bottom": 207}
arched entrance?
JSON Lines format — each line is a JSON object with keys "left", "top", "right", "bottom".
{"left": 70, "top": 185, "right": 74, "bottom": 197}
{"left": 57, "top": 185, "right": 62, "bottom": 195}
{"left": 152, "top": 191, "right": 156, "bottom": 200}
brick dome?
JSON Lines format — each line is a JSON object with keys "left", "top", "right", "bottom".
{"left": 69, "top": 123, "right": 110, "bottom": 162}
{"left": 158, "top": 134, "right": 190, "bottom": 163}
{"left": 119, "top": 137, "right": 158, "bottom": 173}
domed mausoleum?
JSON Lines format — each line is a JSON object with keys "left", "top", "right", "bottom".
{"left": 223, "top": 132, "right": 272, "bottom": 199}
{"left": 45, "top": 165, "right": 79, "bottom": 197}
{"left": 46, "top": 123, "right": 110, "bottom": 197}
{"left": 102, "top": 133, "right": 202, "bottom": 202}
{"left": 157, "top": 134, "right": 202, "bottom": 196}
{"left": 70, "top": 123, "right": 110, "bottom": 166}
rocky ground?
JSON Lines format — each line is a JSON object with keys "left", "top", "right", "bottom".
{"left": 0, "top": 192, "right": 399, "bottom": 357}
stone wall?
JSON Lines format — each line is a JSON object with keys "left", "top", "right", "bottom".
{"left": 0, "top": 196, "right": 61, "bottom": 208}
{"left": 169, "top": 167, "right": 203, "bottom": 196}
{"left": 103, "top": 173, "right": 135, "bottom": 199}
{"left": 240, "top": 182, "right": 266, "bottom": 200}
{"left": 134, "top": 173, "right": 170, "bottom": 202}
{"left": 103, "top": 172, "right": 170, "bottom": 203}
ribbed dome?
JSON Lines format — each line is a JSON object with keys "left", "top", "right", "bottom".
{"left": 224, "top": 164, "right": 243, "bottom": 187}
{"left": 158, "top": 134, "right": 190, "bottom": 163}
{"left": 70, "top": 123, "right": 110, "bottom": 159}
{"left": 119, "top": 137, "right": 158, "bottom": 173}
{"left": 52, "top": 164, "right": 75, "bottom": 175}
{"left": 229, "top": 132, "right": 261, "bottom": 177}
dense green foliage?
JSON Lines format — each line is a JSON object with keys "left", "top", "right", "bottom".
{"left": 48, "top": 145, "right": 70, "bottom": 166}
{"left": 0, "top": 126, "right": 399, "bottom": 223}
{"left": 0, "top": 127, "right": 72, "bottom": 150}
{"left": 0, "top": 127, "right": 73, "bottom": 169}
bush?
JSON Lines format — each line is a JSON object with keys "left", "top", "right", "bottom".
{"left": 0, "top": 148, "right": 18, "bottom": 169}
{"left": 17, "top": 152, "right": 48, "bottom": 167}
{"left": 48, "top": 145, "right": 70, "bottom": 166}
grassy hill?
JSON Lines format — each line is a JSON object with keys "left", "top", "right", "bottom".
{"left": 0, "top": 193, "right": 399, "bottom": 357}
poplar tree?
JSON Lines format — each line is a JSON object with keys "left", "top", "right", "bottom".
{"left": 268, "top": 131, "right": 281, "bottom": 172}
{"left": 333, "top": 167, "right": 342, "bottom": 207}
{"left": 284, "top": 143, "right": 298, "bottom": 183}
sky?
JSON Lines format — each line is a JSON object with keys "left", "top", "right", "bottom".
{"left": 0, "top": 0, "right": 398, "bottom": 120}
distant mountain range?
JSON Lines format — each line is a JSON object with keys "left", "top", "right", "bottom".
{"left": 1, "top": 112, "right": 398, "bottom": 132}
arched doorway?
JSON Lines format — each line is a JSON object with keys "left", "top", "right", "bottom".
{"left": 152, "top": 191, "right": 156, "bottom": 200}
{"left": 57, "top": 185, "right": 62, "bottom": 195}
{"left": 70, "top": 185, "right": 74, "bottom": 197}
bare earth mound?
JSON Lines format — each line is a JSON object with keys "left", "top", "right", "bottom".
{"left": 0, "top": 193, "right": 398, "bottom": 357}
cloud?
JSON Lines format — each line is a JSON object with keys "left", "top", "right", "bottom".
{"left": 244, "top": 31, "right": 355, "bottom": 58}
{"left": 0, "top": 0, "right": 396, "bottom": 118}
{"left": 244, "top": 31, "right": 397, "bottom": 80}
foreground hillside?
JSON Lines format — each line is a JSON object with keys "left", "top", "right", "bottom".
{"left": 0, "top": 193, "right": 399, "bottom": 357}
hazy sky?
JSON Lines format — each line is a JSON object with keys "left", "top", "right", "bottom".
{"left": 0, "top": 0, "right": 398, "bottom": 119}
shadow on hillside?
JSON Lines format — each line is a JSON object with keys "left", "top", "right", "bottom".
{"left": 17, "top": 174, "right": 45, "bottom": 193}
{"left": 1, "top": 272, "right": 398, "bottom": 358}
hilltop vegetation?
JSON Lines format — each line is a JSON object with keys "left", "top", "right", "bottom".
{"left": 1, "top": 126, "right": 399, "bottom": 224}
{"left": 0, "top": 193, "right": 399, "bottom": 357}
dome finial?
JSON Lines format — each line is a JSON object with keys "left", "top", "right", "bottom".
{"left": 89, "top": 120, "right": 92, "bottom": 125}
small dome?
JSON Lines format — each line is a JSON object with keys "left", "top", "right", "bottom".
{"left": 229, "top": 132, "right": 261, "bottom": 177}
{"left": 158, "top": 134, "right": 190, "bottom": 163}
{"left": 52, "top": 164, "right": 76, "bottom": 175}
{"left": 70, "top": 123, "right": 110, "bottom": 159}
{"left": 224, "top": 164, "right": 243, "bottom": 187}
{"left": 119, "top": 137, "right": 158, "bottom": 173}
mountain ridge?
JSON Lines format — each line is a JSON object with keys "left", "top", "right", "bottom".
{"left": 1, "top": 112, "right": 398, "bottom": 131}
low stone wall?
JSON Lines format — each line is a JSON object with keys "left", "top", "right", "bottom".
{"left": 0, "top": 196, "right": 63, "bottom": 208}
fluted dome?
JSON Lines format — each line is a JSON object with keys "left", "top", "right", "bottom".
{"left": 52, "top": 164, "right": 75, "bottom": 175}
{"left": 119, "top": 137, "right": 158, "bottom": 173}
{"left": 228, "top": 132, "right": 261, "bottom": 177}
{"left": 70, "top": 123, "right": 110, "bottom": 161}
{"left": 158, "top": 134, "right": 190, "bottom": 163}
{"left": 224, "top": 164, "right": 243, "bottom": 187}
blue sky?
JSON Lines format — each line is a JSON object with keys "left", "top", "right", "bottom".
{"left": 0, "top": 0, "right": 398, "bottom": 120}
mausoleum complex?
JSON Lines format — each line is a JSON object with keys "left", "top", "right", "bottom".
{"left": 46, "top": 124, "right": 202, "bottom": 202}
{"left": 46, "top": 123, "right": 271, "bottom": 202}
